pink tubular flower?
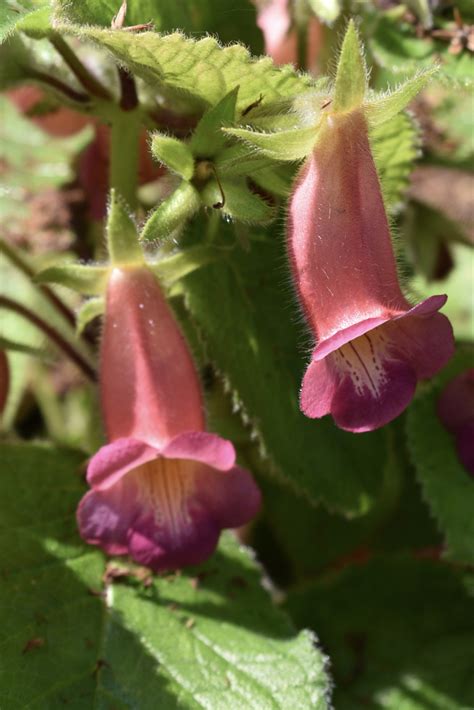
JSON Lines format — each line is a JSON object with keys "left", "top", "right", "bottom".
{"left": 288, "top": 109, "right": 454, "bottom": 432}
{"left": 437, "top": 369, "right": 474, "bottom": 476}
{"left": 77, "top": 266, "right": 261, "bottom": 570}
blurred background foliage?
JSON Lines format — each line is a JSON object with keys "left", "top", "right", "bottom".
{"left": 0, "top": 0, "right": 472, "bottom": 707}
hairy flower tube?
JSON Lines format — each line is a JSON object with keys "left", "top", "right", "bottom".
{"left": 288, "top": 109, "right": 454, "bottom": 432}
{"left": 437, "top": 369, "right": 474, "bottom": 476}
{"left": 77, "top": 266, "right": 261, "bottom": 570}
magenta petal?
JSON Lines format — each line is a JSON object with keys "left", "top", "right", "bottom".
{"left": 456, "top": 422, "right": 474, "bottom": 477}
{"left": 331, "top": 358, "right": 417, "bottom": 433}
{"left": 127, "top": 509, "right": 221, "bottom": 570}
{"left": 77, "top": 484, "right": 134, "bottom": 555}
{"left": 198, "top": 465, "right": 262, "bottom": 529}
{"left": 87, "top": 438, "right": 158, "bottom": 490}
{"left": 437, "top": 369, "right": 474, "bottom": 433}
{"left": 391, "top": 311, "right": 454, "bottom": 379}
{"left": 300, "top": 358, "right": 337, "bottom": 418}
{"left": 162, "top": 431, "right": 236, "bottom": 471}
{"left": 399, "top": 294, "right": 448, "bottom": 319}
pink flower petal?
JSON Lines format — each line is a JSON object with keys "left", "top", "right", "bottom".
{"left": 197, "top": 465, "right": 262, "bottom": 529}
{"left": 390, "top": 310, "right": 454, "bottom": 379}
{"left": 77, "top": 485, "right": 134, "bottom": 556}
{"left": 78, "top": 456, "right": 261, "bottom": 572}
{"left": 162, "top": 431, "right": 236, "bottom": 471}
{"left": 300, "top": 358, "right": 337, "bottom": 418}
{"left": 330, "top": 355, "right": 417, "bottom": 433}
{"left": 87, "top": 437, "right": 158, "bottom": 490}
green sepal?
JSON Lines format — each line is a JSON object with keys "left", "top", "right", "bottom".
{"left": 201, "top": 178, "right": 276, "bottom": 224}
{"left": 332, "top": 20, "right": 367, "bottom": 114}
{"left": 214, "top": 144, "right": 274, "bottom": 177}
{"left": 252, "top": 164, "right": 293, "bottom": 197}
{"left": 151, "top": 133, "right": 195, "bottom": 180}
{"left": 140, "top": 182, "right": 201, "bottom": 242}
{"left": 106, "top": 190, "right": 143, "bottom": 265}
{"left": 224, "top": 125, "right": 318, "bottom": 161}
{"left": 190, "top": 87, "right": 239, "bottom": 158}
{"left": 35, "top": 264, "right": 109, "bottom": 296}
{"left": 365, "top": 66, "right": 438, "bottom": 126}
{"left": 150, "top": 245, "right": 218, "bottom": 286}
{"left": 76, "top": 297, "right": 104, "bottom": 334}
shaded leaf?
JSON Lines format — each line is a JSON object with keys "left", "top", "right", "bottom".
{"left": 285, "top": 556, "right": 474, "bottom": 709}
{"left": 407, "top": 348, "right": 474, "bottom": 565}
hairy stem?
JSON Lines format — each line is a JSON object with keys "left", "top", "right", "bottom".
{"left": 0, "top": 296, "right": 96, "bottom": 382}
{"left": 109, "top": 109, "right": 141, "bottom": 210}
{"left": 50, "top": 34, "right": 111, "bottom": 101}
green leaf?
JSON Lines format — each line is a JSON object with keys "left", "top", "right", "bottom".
{"left": 0, "top": 442, "right": 331, "bottom": 708}
{"left": 370, "top": 111, "right": 419, "bottom": 213}
{"left": 191, "top": 86, "right": 239, "bottom": 158}
{"left": 225, "top": 125, "right": 318, "bottom": 161}
{"left": 285, "top": 556, "right": 474, "bottom": 709}
{"left": 407, "top": 348, "right": 474, "bottom": 566}
{"left": 0, "top": 0, "right": 50, "bottom": 43}
{"left": 53, "top": 0, "right": 263, "bottom": 50}
{"left": 182, "top": 219, "right": 388, "bottom": 515}
{"left": 151, "top": 132, "right": 195, "bottom": 180}
{"left": 365, "top": 67, "right": 437, "bottom": 126}
{"left": 253, "top": 422, "right": 441, "bottom": 584}
{"left": 35, "top": 263, "right": 109, "bottom": 296}
{"left": 55, "top": 26, "right": 314, "bottom": 111}
{"left": 332, "top": 20, "right": 367, "bottom": 114}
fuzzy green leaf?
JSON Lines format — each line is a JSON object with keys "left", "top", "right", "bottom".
{"left": 55, "top": 26, "right": 314, "bottom": 112}
{"left": 332, "top": 20, "right": 367, "bottom": 113}
{"left": 0, "top": 443, "right": 331, "bottom": 708}
{"left": 285, "top": 556, "right": 474, "bottom": 709}
{"left": 151, "top": 132, "right": 195, "bottom": 180}
{"left": 191, "top": 86, "right": 239, "bottom": 158}
{"left": 407, "top": 348, "right": 474, "bottom": 566}
{"left": 0, "top": 0, "right": 50, "bottom": 43}
{"left": 370, "top": 111, "right": 419, "bottom": 213}
{"left": 53, "top": 0, "right": 263, "bottom": 49}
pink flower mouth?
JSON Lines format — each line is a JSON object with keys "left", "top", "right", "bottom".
{"left": 77, "top": 431, "right": 261, "bottom": 571}
{"left": 301, "top": 296, "right": 454, "bottom": 432}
